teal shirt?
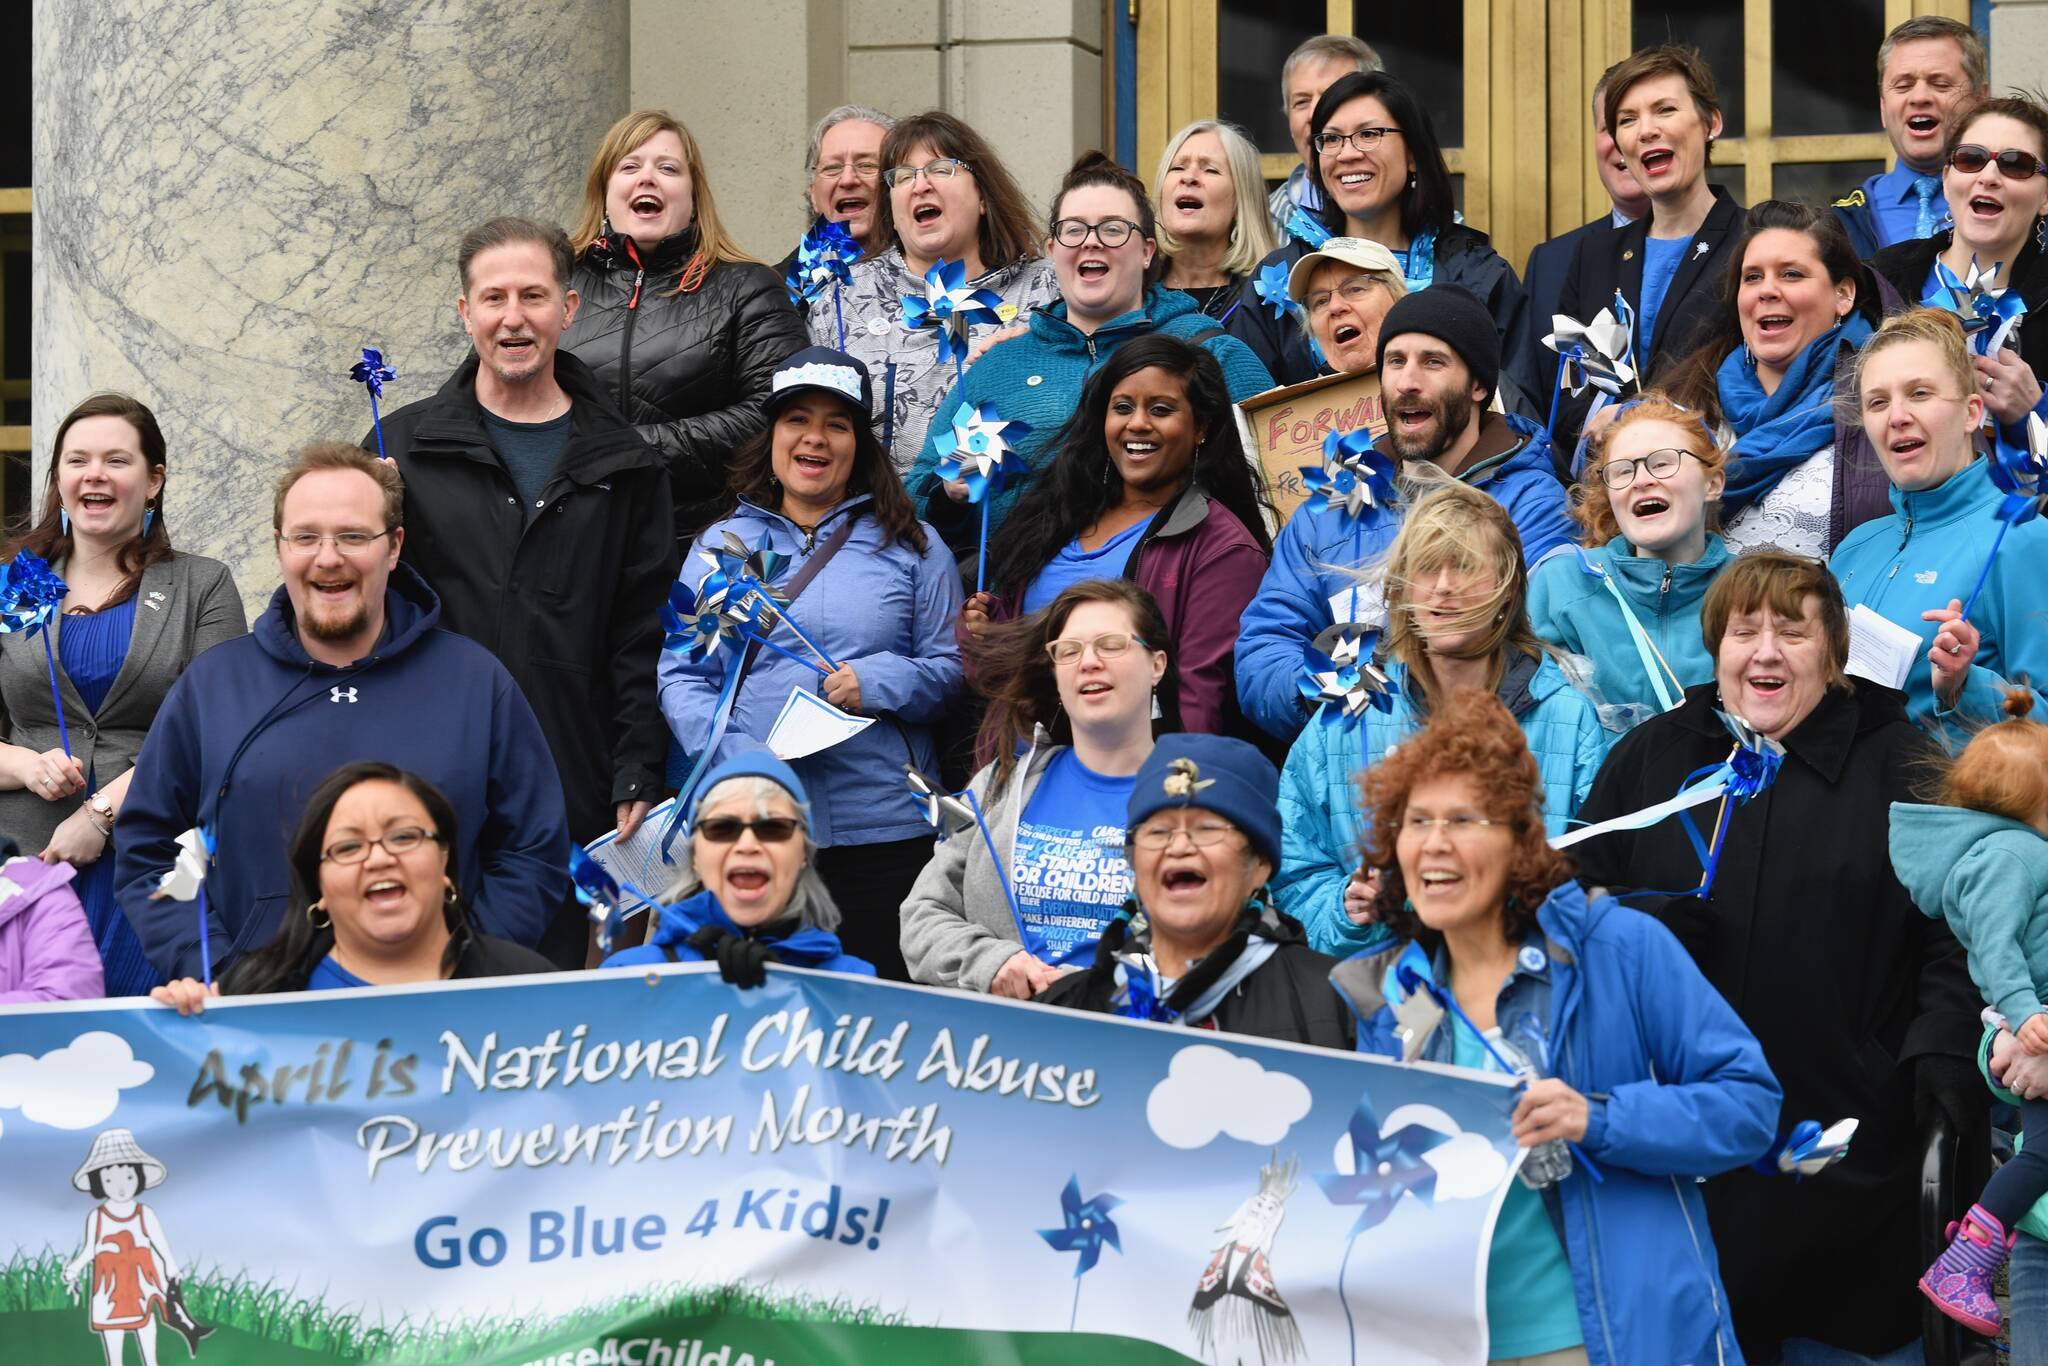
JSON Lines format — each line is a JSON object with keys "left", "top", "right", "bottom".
{"left": 1891, "top": 802, "right": 2048, "bottom": 1027}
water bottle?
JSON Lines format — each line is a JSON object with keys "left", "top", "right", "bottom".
{"left": 1504, "top": 1012, "right": 1573, "bottom": 1190}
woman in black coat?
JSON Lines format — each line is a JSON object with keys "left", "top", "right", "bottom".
{"left": 1568, "top": 551, "right": 1982, "bottom": 1362}
{"left": 562, "top": 109, "right": 808, "bottom": 538}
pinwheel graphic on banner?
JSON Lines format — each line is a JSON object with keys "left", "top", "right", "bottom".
{"left": 350, "top": 347, "right": 397, "bottom": 462}
{"left": 785, "top": 217, "right": 863, "bottom": 348}
{"left": 900, "top": 257, "right": 1006, "bottom": 384}
{"left": 933, "top": 403, "right": 1032, "bottom": 594}
{"left": 569, "top": 845, "right": 667, "bottom": 954}
{"left": 1935, "top": 255, "right": 2028, "bottom": 356}
{"left": 1542, "top": 302, "right": 1638, "bottom": 462}
{"left": 1038, "top": 1174, "right": 1123, "bottom": 1330}
{"left": 1754, "top": 1117, "right": 1859, "bottom": 1179}
{"left": 1300, "top": 429, "right": 1398, "bottom": 526}
{"left": 1298, "top": 627, "right": 1395, "bottom": 729}
{"left": 0, "top": 551, "right": 72, "bottom": 756}
{"left": 1317, "top": 1093, "right": 1451, "bottom": 1365}
{"left": 149, "top": 826, "right": 217, "bottom": 987}
{"left": 1961, "top": 411, "right": 2048, "bottom": 617}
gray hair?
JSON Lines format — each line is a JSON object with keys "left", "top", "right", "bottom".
{"left": 660, "top": 776, "right": 841, "bottom": 933}
{"left": 801, "top": 104, "right": 897, "bottom": 217}
{"left": 1279, "top": 34, "right": 1382, "bottom": 106}
{"left": 1877, "top": 16, "right": 1987, "bottom": 94}
{"left": 1153, "top": 120, "right": 1279, "bottom": 274}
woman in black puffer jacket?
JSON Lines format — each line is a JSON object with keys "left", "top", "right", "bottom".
{"left": 563, "top": 109, "right": 808, "bottom": 539}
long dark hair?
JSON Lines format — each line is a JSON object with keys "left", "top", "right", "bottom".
{"left": 969, "top": 579, "right": 1179, "bottom": 790}
{"left": 1661, "top": 200, "right": 1881, "bottom": 428}
{"left": 1308, "top": 72, "right": 1456, "bottom": 242}
{"left": 985, "top": 335, "right": 1272, "bottom": 597}
{"left": 223, "top": 763, "right": 469, "bottom": 995}
{"left": 724, "top": 395, "right": 929, "bottom": 553}
{"left": 6, "top": 393, "right": 176, "bottom": 608}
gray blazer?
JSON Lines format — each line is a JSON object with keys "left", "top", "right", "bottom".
{"left": 0, "top": 554, "right": 245, "bottom": 850}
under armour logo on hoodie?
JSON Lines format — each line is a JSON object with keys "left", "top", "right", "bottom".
{"left": 330, "top": 687, "right": 358, "bottom": 704}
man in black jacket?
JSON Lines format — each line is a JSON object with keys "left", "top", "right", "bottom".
{"left": 371, "top": 216, "right": 677, "bottom": 965}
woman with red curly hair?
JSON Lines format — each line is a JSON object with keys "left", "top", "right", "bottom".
{"left": 1332, "top": 687, "right": 1779, "bottom": 1366}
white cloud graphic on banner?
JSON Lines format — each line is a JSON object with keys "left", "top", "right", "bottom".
{"left": 0, "top": 1031, "right": 156, "bottom": 1134}
{"left": 1375, "top": 1102, "right": 1511, "bottom": 1200}
{"left": 1147, "top": 1044, "right": 1312, "bottom": 1150}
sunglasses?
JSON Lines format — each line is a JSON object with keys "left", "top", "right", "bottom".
{"left": 1949, "top": 144, "right": 2048, "bottom": 180}
{"left": 694, "top": 817, "right": 804, "bottom": 844}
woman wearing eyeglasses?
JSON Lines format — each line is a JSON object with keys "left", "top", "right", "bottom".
{"left": 815, "top": 111, "right": 1058, "bottom": 473}
{"left": 604, "top": 754, "right": 871, "bottom": 983}
{"left": 906, "top": 154, "right": 1274, "bottom": 560}
{"left": 1527, "top": 399, "right": 1729, "bottom": 734}
{"left": 902, "top": 581, "right": 1171, "bottom": 996}
{"left": 148, "top": 762, "right": 552, "bottom": 1013}
{"left": 1228, "top": 70, "right": 1527, "bottom": 391}
{"left": 1874, "top": 95, "right": 2048, "bottom": 438}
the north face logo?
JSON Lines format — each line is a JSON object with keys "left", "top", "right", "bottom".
{"left": 330, "top": 687, "right": 358, "bottom": 704}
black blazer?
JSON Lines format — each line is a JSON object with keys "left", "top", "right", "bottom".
{"left": 1509, "top": 213, "right": 1619, "bottom": 405}
{"left": 1558, "top": 185, "right": 1744, "bottom": 385}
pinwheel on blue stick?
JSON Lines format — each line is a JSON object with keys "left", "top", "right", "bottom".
{"left": 785, "top": 217, "right": 863, "bottom": 348}
{"left": 1038, "top": 1174, "right": 1123, "bottom": 1330}
{"left": 1935, "top": 255, "right": 2028, "bottom": 356}
{"left": 704, "top": 531, "right": 842, "bottom": 673}
{"left": 933, "top": 403, "right": 1033, "bottom": 594}
{"left": 1961, "top": 411, "right": 2048, "bottom": 617}
{"left": 569, "top": 845, "right": 666, "bottom": 954}
{"left": 150, "top": 825, "right": 217, "bottom": 988}
{"left": 900, "top": 257, "right": 1006, "bottom": 383}
{"left": 1753, "top": 1117, "right": 1859, "bottom": 1179}
{"left": 350, "top": 346, "right": 398, "bottom": 462}
{"left": 903, "top": 764, "right": 1083, "bottom": 965}
{"left": 1541, "top": 303, "right": 1638, "bottom": 462}
{"left": 0, "top": 551, "right": 73, "bottom": 756}
{"left": 1298, "top": 627, "right": 1394, "bottom": 729}
{"left": 1300, "top": 428, "right": 1398, "bottom": 526}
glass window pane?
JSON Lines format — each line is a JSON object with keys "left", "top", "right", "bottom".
{"left": 1774, "top": 0, "right": 1883, "bottom": 137}
{"left": 1772, "top": 160, "right": 1883, "bottom": 210}
{"left": 1217, "top": 2, "right": 1326, "bottom": 156}
{"left": 1707, "top": 164, "right": 1745, "bottom": 203}
{"left": 1352, "top": 7, "right": 1464, "bottom": 147}
{"left": 1633, "top": 2, "right": 1744, "bottom": 139}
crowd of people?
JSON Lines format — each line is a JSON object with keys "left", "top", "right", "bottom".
{"left": 12, "top": 14, "right": 2048, "bottom": 1363}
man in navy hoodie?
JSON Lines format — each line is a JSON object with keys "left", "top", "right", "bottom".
{"left": 115, "top": 443, "right": 570, "bottom": 983}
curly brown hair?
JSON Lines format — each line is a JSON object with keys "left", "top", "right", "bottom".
{"left": 1358, "top": 688, "right": 1574, "bottom": 947}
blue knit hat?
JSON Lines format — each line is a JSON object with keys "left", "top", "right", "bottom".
{"left": 1127, "top": 735, "right": 1282, "bottom": 867}
{"left": 690, "top": 752, "right": 811, "bottom": 823}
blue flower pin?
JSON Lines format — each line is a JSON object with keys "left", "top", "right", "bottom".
{"left": 901, "top": 257, "right": 1005, "bottom": 368}
{"left": 350, "top": 346, "right": 398, "bottom": 461}
{"left": 1254, "top": 259, "right": 1299, "bottom": 322}
{"left": 1300, "top": 428, "right": 1397, "bottom": 524}
{"left": 1038, "top": 1175, "right": 1124, "bottom": 1277}
{"left": 1316, "top": 1094, "right": 1452, "bottom": 1237}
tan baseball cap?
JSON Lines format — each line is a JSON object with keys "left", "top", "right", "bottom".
{"left": 1287, "top": 236, "right": 1403, "bottom": 303}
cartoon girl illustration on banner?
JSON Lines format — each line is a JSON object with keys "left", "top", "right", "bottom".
{"left": 61, "top": 1128, "right": 211, "bottom": 1363}
{"left": 1190, "top": 1152, "right": 1305, "bottom": 1363}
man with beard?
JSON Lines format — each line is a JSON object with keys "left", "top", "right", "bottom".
{"left": 1235, "top": 286, "right": 1572, "bottom": 741}
{"left": 373, "top": 216, "right": 674, "bottom": 966}
{"left": 114, "top": 444, "right": 570, "bottom": 985}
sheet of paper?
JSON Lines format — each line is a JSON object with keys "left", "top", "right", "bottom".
{"left": 766, "top": 686, "right": 874, "bottom": 761}
{"left": 1845, "top": 603, "right": 1921, "bottom": 692}
{"left": 584, "top": 796, "right": 681, "bottom": 903}
{"left": 1326, "top": 580, "right": 1388, "bottom": 631}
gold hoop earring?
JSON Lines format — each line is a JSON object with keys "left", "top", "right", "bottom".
{"left": 307, "top": 900, "right": 330, "bottom": 930}
{"left": 444, "top": 881, "right": 459, "bottom": 906}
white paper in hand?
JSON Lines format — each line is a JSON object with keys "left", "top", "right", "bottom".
{"left": 766, "top": 687, "right": 873, "bottom": 760}
{"left": 586, "top": 797, "right": 681, "bottom": 888}
{"left": 1846, "top": 604, "right": 1921, "bottom": 691}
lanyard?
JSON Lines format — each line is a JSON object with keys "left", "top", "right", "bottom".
{"left": 1590, "top": 558, "right": 1684, "bottom": 712}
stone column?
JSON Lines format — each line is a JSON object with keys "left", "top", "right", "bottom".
{"left": 33, "top": 0, "right": 628, "bottom": 614}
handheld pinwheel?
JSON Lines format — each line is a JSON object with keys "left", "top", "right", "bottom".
{"left": 1300, "top": 428, "right": 1398, "bottom": 525}
{"left": 903, "top": 765, "right": 1071, "bottom": 963}
{"left": 1253, "top": 259, "right": 1298, "bottom": 323}
{"left": 1297, "top": 627, "right": 1394, "bottom": 729}
{"left": 933, "top": 403, "right": 1032, "bottom": 594}
{"left": 1541, "top": 302, "right": 1638, "bottom": 456}
{"left": 570, "top": 845, "right": 665, "bottom": 955}
{"left": 1935, "top": 255, "right": 2028, "bottom": 356}
{"left": 785, "top": 217, "right": 863, "bottom": 348}
{"left": 350, "top": 346, "right": 398, "bottom": 462}
{"left": 1753, "top": 1117, "right": 1858, "bottom": 1179}
{"left": 900, "top": 257, "right": 1006, "bottom": 383}
{"left": 0, "top": 551, "right": 72, "bottom": 756}
{"left": 1038, "top": 1174, "right": 1123, "bottom": 1330}
{"left": 150, "top": 826, "right": 217, "bottom": 988}
{"left": 1961, "top": 411, "right": 2048, "bottom": 617}
{"left": 706, "top": 531, "right": 841, "bottom": 673}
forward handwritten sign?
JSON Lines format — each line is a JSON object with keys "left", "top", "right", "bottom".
{"left": 1234, "top": 370, "right": 1388, "bottom": 524}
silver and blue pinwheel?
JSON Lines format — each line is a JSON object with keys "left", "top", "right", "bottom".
{"left": 1298, "top": 628, "right": 1394, "bottom": 728}
{"left": 1300, "top": 428, "right": 1397, "bottom": 524}
{"left": 787, "top": 217, "right": 864, "bottom": 347}
{"left": 1541, "top": 302, "right": 1638, "bottom": 459}
{"left": 1935, "top": 255, "right": 2028, "bottom": 356}
{"left": 1754, "top": 1117, "right": 1859, "bottom": 1178}
{"left": 934, "top": 403, "right": 1033, "bottom": 593}
{"left": 1961, "top": 411, "right": 2048, "bottom": 617}
{"left": 901, "top": 257, "right": 1006, "bottom": 373}
{"left": 660, "top": 579, "right": 734, "bottom": 663}
{"left": 1717, "top": 709, "right": 1786, "bottom": 801}
{"left": 905, "top": 766, "right": 979, "bottom": 833}
{"left": 150, "top": 825, "right": 219, "bottom": 987}
{"left": 569, "top": 845, "right": 665, "bottom": 955}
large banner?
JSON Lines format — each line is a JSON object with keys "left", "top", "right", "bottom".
{"left": 0, "top": 965, "right": 1525, "bottom": 1365}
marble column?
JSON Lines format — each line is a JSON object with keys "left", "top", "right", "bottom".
{"left": 33, "top": 0, "right": 628, "bottom": 615}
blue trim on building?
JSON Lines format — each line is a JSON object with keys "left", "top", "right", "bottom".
{"left": 1114, "top": 3, "right": 1137, "bottom": 167}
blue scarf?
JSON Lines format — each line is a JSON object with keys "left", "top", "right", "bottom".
{"left": 1716, "top": 313, "right": 1874, "bottom": 515}
{"left": 663, "top": 889, "right": 851, "bottom": 969}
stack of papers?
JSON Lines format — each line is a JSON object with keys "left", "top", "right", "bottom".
{"left": 584, "top": 797, "right": 681, "bottom": 900}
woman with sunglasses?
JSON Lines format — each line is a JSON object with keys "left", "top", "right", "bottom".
{"left": 148, "top": 763, "right": 552, "bottom": 1013}
{"left": 1874, "top": 95, "right": 2048, "bottom": 436}
{"left": 605, "top": 755, "right": 870, "bottom": 984}
{"left": 817, "top": 111, "right": 1057, "bottom": 473}
{"left": 906, "top": 154, "right": 1273, "bottom": 559}
{"left": 902, "top": 581, "right": 1171, "bottom": 997}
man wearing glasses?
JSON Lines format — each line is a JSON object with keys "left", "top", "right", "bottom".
{"left": 783, "top": 105, "right": 895, "bottom": 285}
{"left": 114, "top": 443, "right": 571, "bottom": 985}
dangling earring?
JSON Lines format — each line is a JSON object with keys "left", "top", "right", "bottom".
{"left": 2036, "top": 214, "right": 2046, "bottom": 254}
{"left": 306, "top": 900, "right": 331, "bottom": 930}
{"left": 59, "top": 508, "right": 70, "bottom": 536}
{"left": 142, "top": 506, "right": 155, "bottom": 538}
{"left": 444, "top": 880, "right": 460, "bottom": 906}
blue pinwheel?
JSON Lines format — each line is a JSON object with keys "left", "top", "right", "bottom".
{"left": 1753, "top": 1117, "right": 1858, "bottom": 1179}
{"left": 1039, "top": 1174, "right": 1123, "bottom": 1329}
{"left": 703, "top": 532, "right": 840, "bottom": 673}
{"left": 350, "top": 346, "right": 398, "bottom": 462}
{"left": 1298, "top": 629, "right": 1395, "bottom": 729}
{"left": 933, "top": 403, "right": 1033, "bottom": 593}
{"left": 786, "top": 218, "right": 863, "bottom": 347}
{"left": 1717, "top": 710, "right": 1786, "bottom": 801}
{"left": 1253, "top": 259, "right": 1298, "bottom": 323}
{"left": 1541, "top": 302, "right": 1638, "bottom": 458}
{"left": 660, "top": 579, "right": 734, "bottom": 662}
{"left": 0, "top": 552, "right": 73, "bottom": 756}
{"left": 1318, "top": 1093, "right": 1452, "bottom": 1365}
{"left": 1935, "top": 255, "right": 2028, "bottom": 356}
{"left": 1300, "top": 428, "right": 1397, "bottom": 525}
{"left": 901, "top": 257, "right": 1006, "bottom": 379}
{"left": 569, "top": 845, "right": 664, "bottom": 954}
{"left": 1960, "top": 411, "right": 2048, "bottom": 617}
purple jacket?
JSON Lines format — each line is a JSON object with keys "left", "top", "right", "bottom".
{"left": 0, "top": 858, "right": 103, "bottom": 1003}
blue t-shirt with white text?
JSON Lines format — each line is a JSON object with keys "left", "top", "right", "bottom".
{"left": 1010, "top": 751, "right": 1135, "bottom": 963}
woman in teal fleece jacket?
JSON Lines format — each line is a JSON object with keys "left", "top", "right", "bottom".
{"left": 905, "top": 155, "right": 1272, "bottom": 548}
{"left": 1528, "top": 397, "right": 1732, "bottom": 733}
{"left": 1279, "top": 481, "right": 1608, "bottom": 958}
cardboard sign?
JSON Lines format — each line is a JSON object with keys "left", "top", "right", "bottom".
{"left": 1234, "top": 369, "right": 1387, "bottom": 523}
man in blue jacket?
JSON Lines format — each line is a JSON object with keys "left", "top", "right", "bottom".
{"left": 1235, "top": 286, "right": 1574, "bottom": 741}
{"left": 115, "top": 444, "right": 571, "bottom": 983}
{"left": 1832, "top": 16, "right": 1986, "bottom": 258}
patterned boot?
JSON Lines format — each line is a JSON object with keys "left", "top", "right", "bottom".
{"left": 1919, "top": 1203, "right": 2014, "bottom": 1335}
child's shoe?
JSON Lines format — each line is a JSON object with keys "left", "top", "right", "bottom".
{"left": 1919, "top": 1203, "right": 2015, "bottom": 1334}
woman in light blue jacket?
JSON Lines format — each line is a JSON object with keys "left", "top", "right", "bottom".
{"left": 660, "top": 348, "right": 964, "bottom": 980}
{"left": 1279, "top": 480, "right": 1609, "bottom": 958}
{"left": 1527, "top": 396, "right": 1731, "bottom": 734}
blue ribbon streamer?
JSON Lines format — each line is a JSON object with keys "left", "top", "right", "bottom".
{"left": 657, "top": 663, "right": 745, "bottom": 863}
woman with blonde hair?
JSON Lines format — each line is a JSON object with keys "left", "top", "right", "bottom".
{"left": 1276, "top": 479, "right": 1609, "bottom": 957}
{"left": 1152, "top": 120, "right": 1278, "bottom": 319}
{"left": 1527, "top": 396, "right": 1730, "bottom": 732}
{"left": 561, "top": 108, "right": 807, "bottom": 538}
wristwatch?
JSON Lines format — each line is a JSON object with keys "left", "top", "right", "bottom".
{"left": 86, "top": 793, "right": 115, "bottom": 835}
